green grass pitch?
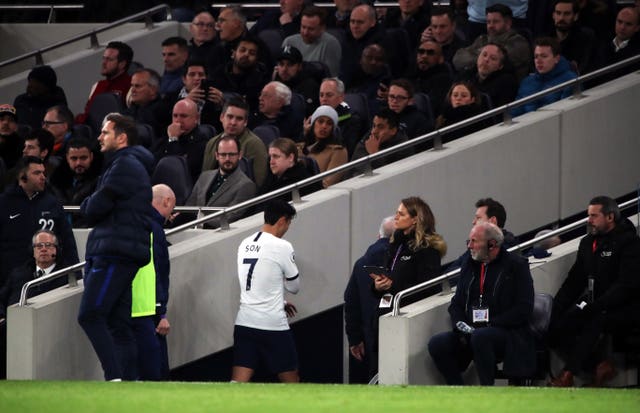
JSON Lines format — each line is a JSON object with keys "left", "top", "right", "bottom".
{"left": 1, "top": 381, "right": 639, "bottom": 413}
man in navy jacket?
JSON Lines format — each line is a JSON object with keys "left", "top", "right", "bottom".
{"left": 77, "top": 113, "right": 154, "bottom": 381}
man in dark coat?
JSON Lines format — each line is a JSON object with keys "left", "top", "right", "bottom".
{"left": 429, "top": 222, "right": 535, "bottom": 385}
{"left": 77, "top": 113, "right": 154, "bottom": 381}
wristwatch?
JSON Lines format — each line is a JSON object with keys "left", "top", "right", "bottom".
{"left": 168, "top": 136, "right": 178, "bottom": 143}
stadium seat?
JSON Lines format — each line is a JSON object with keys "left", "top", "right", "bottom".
{"left": 344, "top": 93, "right": 371, "bottom": 125}
{"left": 257, "top": 29, "right": 284, "bottom": 62}
{"left": 253, "top": 124, "right": 280, "bottom": 147}
{"left": 413, "top": 93, "right": 435, "bottom": 131}
{"left": 135, "top": 122, "right": 154, "bottom": 149}
{"left": 86, "top": 93, "right": 124, "bottom": 137}
{"left": 151, "top": 155, "right": 193, "bottom": 206}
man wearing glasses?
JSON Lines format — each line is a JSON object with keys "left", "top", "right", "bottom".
{"left": 188, "top": 10, "right": 219, "bottom": 66}
{"left": 385, "top": 78, "right": 433, "bottom": 140}
{"left": 184, "top": 135, "right": 256, "bottom": 229}
{"left": 405, "top": 40, "right": 452, "bottom": 117}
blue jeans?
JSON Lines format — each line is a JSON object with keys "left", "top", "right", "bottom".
{"left": 78, "top": 257, "right": 139, "bottom": 380}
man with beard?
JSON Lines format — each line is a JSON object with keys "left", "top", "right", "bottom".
{"left": 210, "top": 36, "right": 270, "bottom": 116}
{"left": 549, "top": 0, "right": 597, "bottom": 74}
{"left": 428, "top": 222, "right": 535, "bottom": 385}
{"left": 405, "top": 40, "right": 453, "bottom": 118}
{"left": 49, "top": 137, "right": 100, "bottom": 227}
{"left": 346, "top": 43, "right": 392, "bottom": 116}
{"left": 548, "top": 196, "right": 640, "bottom": 387}
{"left": 273, "top": 46, "right": 319, "bottom": 117}
{"left": 185, "top": 136, "right": 256, "bottom": 228}
{"left": 75, "top": 41, "right": 133, "bottom": 125}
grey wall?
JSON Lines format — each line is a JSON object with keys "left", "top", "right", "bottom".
{"left": 6, "top": 72, "right": 640, "bottom": 380}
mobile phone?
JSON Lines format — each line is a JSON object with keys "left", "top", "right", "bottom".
{"left": 363, "top": 265, "right": 389, "bottom": 277}
{"left": 200, "top": 79, "right": 215, "bottom": 98}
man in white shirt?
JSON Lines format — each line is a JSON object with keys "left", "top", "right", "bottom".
{"left": 233, "top": 200, "right": 300, "bottom": 382}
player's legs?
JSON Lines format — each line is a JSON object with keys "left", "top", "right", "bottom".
{"left": 231, "top": 366, "right": 255, "bottom": 382}
{"left": 277, "top": 369, "right": 299, "bottom": 383}
{"left": 264, "top": 329, "right": 299, "bottom": 382}
{"left": 232, "top": 325, "right": 260, "bottom": 382}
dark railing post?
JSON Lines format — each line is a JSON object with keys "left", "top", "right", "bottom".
{"left": 291, "top": 188, "right": 302, "bottom": 203}
{"left": 502, "top": 108, "right": 513, "bottom": 125}
{"left": 572, "top": 79, "right": 583, "bottom": 100}
{"left": 144, "top": 13, "right": 154, "bottom": 29}
{"left": 48, "top": 6, "right": 56, "bottom": 24}
{"left": 35, "top": 51, "right": 44, "bottom": 66}
{"left": 363, "top": 159, "right": 374, "bottom": 176}
{"left": 433, "top": 131, "right": 443, "bottom": 150}
{"left": 219, "top": 213, "right": 230, "bottom": 231}
{"left": 89, "top": 31, "right": 99, "bottom": 49}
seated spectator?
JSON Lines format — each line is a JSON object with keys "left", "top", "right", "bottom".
{"left": 159, "top": 37, "right": 189, "bottom": 96}
{"left": 188, "top": 9, "right": 219, "bottom": 64}
{"left": 350, "top": 108, "right": 413, "bottom": 176}
{"left": 318, "top": 77, "right": 367, "bottom": 159}
{"left": 0, "top": 156, "right": 79, "bottom": 308}
{"left": 210, "top": 36, "right": 270, "bottom": 117}
{"left": 282, "top": 6, "right": 342, "bottom": 76}
{"left": 382, "top": 0, "right": 432, "bottom": 49}
{"left": 344, "top": 216, "right": 394, "bottom": 382}
{"left": 386, "top": 78, "right": 433, "bottom": 140}
{"left": 260, "top": 137, "right": 321, "bottom": 199}
{"left": 42, "top": 105, "right": 79, "bottom": 159}
{"left": 459, "top": 43, "right": 519, "bottom": 107}
{"left": 20, "top": 128, "right": 60, "bottom": 180}
{"left": 185, "top": 136, "right": 256, "bottom": 228}
{"left": 326, "top": 0, "right": 359, "bottom": 30}
{"left": 0, "top": 104, "right": 25, "bottom": 172}
{"left": 602, "top": 7, "right": 640, "bottom": 66}
{"left": 49, "top": 137, "right": 100, "bottom": 227}
{"left": 339, "top": 4, "right": 387, "bottom": 85}
{"left": 156, "top": 99, "right": 211, "bottom": 183}
{"left": 125, "top": 68, "right": 172, "bottom": 138}
{"left": 548, "top": 196, "right": 640, "bottom": 387}
{"left": 75, "top": 41, "right": 133, "bottom": 125}
{"left": 164, "top": 60, "right": 221, "bottom": 129}
{"left": 371, "top": 197, "right": 446, "bottom": 309}
{"left": 512, "top": 37, "right": 577, "bottom": 117}
{"left": 13, "top": 65, "right": 67, "bottom": 130}
{"left": 202, "top": 98, "right": 269, "bottom": 188}
{"left": 346, "top": 43, "right": 392, "bottom": 117}
{"left": 249, "top": 0, "right": 304, "bottom": 38}
{"left": 273, "top": 46, "right": 320, "bottom": 117}
{"left": 301, "top": 105, "right": 348, "bottom": 188}
{"left": 549, "top": 0, "right": 598, "bottom": 74}
{"left": 466, "top": 0, "right": 529, "bottom": 40}
{"left": 405, "top": 40, "right": 454, "bottom": 117}
{"left": 453, "top": 3, "right": 531, "bottom": 81}
{"left": 250, "top": 81, "right": 303, "bottom": 142}
{"left": 428, "top": 222, "right": 535, "bottom": 385}
{"left": 421, "top": 6, "right": 468, "bottom": 66}
{"left": 435, "top": 81, "right": 491, "bottom": 141}
{"left": 0, "top": 229, "right": 69, "bottom": 318}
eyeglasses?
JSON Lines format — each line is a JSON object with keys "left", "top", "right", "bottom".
{"left": 192, "top": 22, "right": 215, "bottom": 29}
{"left": 417, "top": 48, "right": 437, "bottom": 56}
{"left": 388, "top": 94, "right": 409, "bottom": 101}
{"left": 33, "top": 242, "right": 56, "bottom": 249}
{"left": 42, "top": 120, "right": 65, "bottom": 126}
{"left": 217, "top": 152, "right": 239, "bottom": 158}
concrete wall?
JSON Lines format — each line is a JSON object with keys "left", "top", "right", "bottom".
{"left": 0, "top": 21, "right": 189, "bottom": 115}
{"left": 6, "top": 72, "right": 640, "bottom": 380}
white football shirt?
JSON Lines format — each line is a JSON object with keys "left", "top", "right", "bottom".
{"left": 235, "top": 231, "right": 300, "bottom": 330}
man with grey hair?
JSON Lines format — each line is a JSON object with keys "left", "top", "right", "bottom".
{"left": 344, "top": 216, "right": 394, "bottom": 382}
{"left": 125, "top": 68, "right": 172, "bottom": 138}
{"left": 548, "top": 195, "right": 640, "bottom": 387}
{"left": 250, "top": 81, "right": 303, "bottom": 141}
{"left": 429, "top": 221, "right": 535, "bottom": 385}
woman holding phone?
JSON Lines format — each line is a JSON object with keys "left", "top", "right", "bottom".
{"left": 371, "top": 196, "right": 447, "bottom": 313}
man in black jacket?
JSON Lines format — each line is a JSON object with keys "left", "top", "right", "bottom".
{"left": 549, "top": 196, "right": 640, "bottom": 387}
{"left": 429, "top": 222, "right": 535, "bottom": 385}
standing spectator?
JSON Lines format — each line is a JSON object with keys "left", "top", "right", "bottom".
{"left": 159, "top": 37, "right": 189, "bottom": 96}
{"left": 548, "top": 196, "right": 640, "bottom": 387}
{"left": 75, "top": 41, "right": 133, "bottom": 125}
{"left": 0, "top": 156, "right": 80, "bottom": 307}
{"left": 188, "top": 10, "right": 219, "bottom": 65}
{"left": 202, "top": 98, "right": 268, "bottom": 188}
{"left": 404, "top": 40, "right": 454, "bottom": 118}
{"left": 13, "top": 65, "right": 68, "bottom": 130}
{"left": 512, "top": 37, "right": 577, "bottom": 117}
{"left": 77, "top": 113, "right": 154, "bottom": 381}
{"left": 185, "top": 136, "right": 257, "bottom": 228}
{"left": 428, "top": 222, "right": 535, "bottom": 385}
{"left": 318, "top": 77, "right": 367, "bottom": 159}
{"left": 232, "top": 200, "right": 300, "bottom": 383}
{"left": 131, "top": 184, "right": 175, "bottom": 381}
{"left": 0, "top": 104, "right": 24, "bottom": 172}
{"left": 300, "top": 105, "right": 348, "bottom": 188}
{"left": 282, "top": 6, "right": 343, "bottom": 76}
{"left": 453, "top": 4, "right": 531, "bottom": 81}
{"left": 344, "top": 216, "right": 394, "bottom": 381}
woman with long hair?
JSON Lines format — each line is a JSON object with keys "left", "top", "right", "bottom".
{"left": 371, "top": 196, "right": 447, "bottom": 310}
{"left": 302, "top": 105, "right": 348, "bottom": 188}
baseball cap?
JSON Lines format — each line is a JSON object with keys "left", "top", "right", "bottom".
{"left": 278, "top": 46, "right": 303, "bottom": 64}
{"left": 0, "top": 104, "right": 17, "bottom": 121}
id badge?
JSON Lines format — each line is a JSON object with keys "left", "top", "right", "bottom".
{"left": 472, "top": 306, "right": 489, "bottom": 323}
{"left": 379, "top": 293, "right": 393, "bottom": 308}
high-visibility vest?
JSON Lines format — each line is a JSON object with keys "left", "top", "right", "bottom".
{"left": 131, "top": 232, "right": 156, "bottom": 317}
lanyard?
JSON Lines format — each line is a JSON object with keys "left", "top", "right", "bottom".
{"left": 592, "top": 239, "right": 597, "bottom": 253}
{"left": 479, "top": 263, "right": 487, "bottom": 305}
{"left": 390, "top": 245, "right": 403, "bottom": 271}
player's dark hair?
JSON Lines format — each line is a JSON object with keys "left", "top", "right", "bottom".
{"left": 264, "top": 200, "right": 296, "bottom": 225}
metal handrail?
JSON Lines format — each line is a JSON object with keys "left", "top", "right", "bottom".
{"left": 26, "top": 53, "right": 640, "bottom": 306}
{"left": 0, "top": 4, "right": 84, "bottom": 24}
{"left": 390, "top": 197, "right": 640, "bottom": 316}
{"left": 0, "top": 4, "right": 171, "bottom": 69}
